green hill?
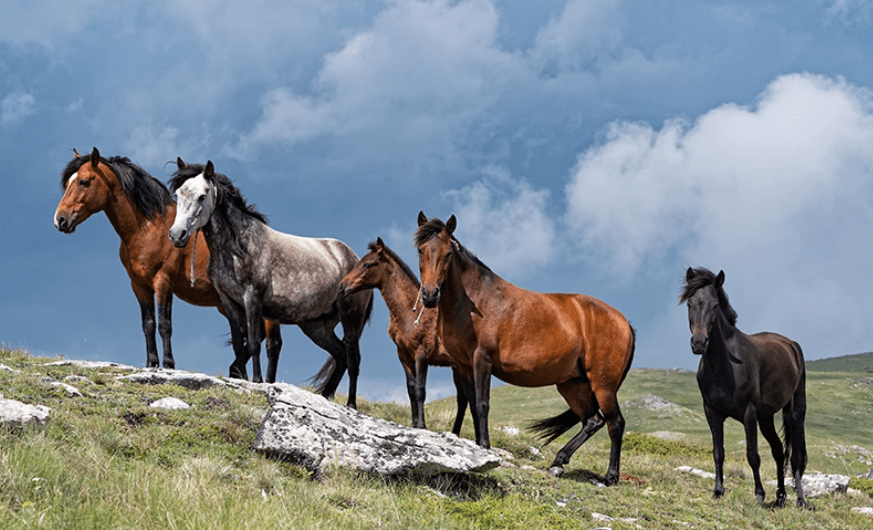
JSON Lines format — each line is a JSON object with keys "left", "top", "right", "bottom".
{"left": 807, "top": 352, "right": 873, "bottom": 373}
{"left": 2, "top": 345, "right": 872, "bottom": 529}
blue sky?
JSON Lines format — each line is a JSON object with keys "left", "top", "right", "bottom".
{"left": 3, "top": 0, "right": 873, "bottom": 403}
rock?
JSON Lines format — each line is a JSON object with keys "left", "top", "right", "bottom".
{"left": 119, "top": 369, "right": 240, "bottom": 390}
{"left": 676, "top": 466, "right": 716, "bottom": 480}
{"left": 45, "top": 360, "right": 137, "bottom": 371}
{"left": 768, "top": 471, "right": 850, "bottom": 498}
{"left": 149, "top": 397, "right": 190, "bottom": 410}
{"left": 49, "top": 382, "right": 82, "bottom": 397}
{"left": 0, "top": 364, "right": 20, "bottom": 373}
{"left": 500, "top": 426, "right": 519, "bottom": 436}
{"left": 0, "top": 399, "right": 50, "bottom": 427}
{"left": 254, "top": 384, "right": 501, "bottom": 476}
{"left": 852, "top": 507, "right": 873, "bottom": 516}
{"left": 64, "top": 375, "right": 94, "bottom": 385}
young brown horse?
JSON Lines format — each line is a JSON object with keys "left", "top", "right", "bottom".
{"left": 415, "top": 212, "right": 635, "bottom": 484}
{"left": 53, "top": 147, "right": 283, "bottom": 379}
{"left": 681, "top": 267, "right": 808, "bottom": 508}
{"left": 338, "top": 237, "right": 468, "bottom": 433}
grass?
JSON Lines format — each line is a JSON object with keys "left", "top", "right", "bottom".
{"left": 1, "top": 345, "right": 872, "bottom": 529}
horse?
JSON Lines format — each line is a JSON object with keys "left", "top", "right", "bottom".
{"left": 414, "top": 212, "right": 635, "bottom": 484}
{"left": 680, "top": 267, "right": 808, "bottom": 508}
{"left": 338, "top": 237, "right": 468, "bottom": 433}
{"left": 53, "top": 147, "right": 283, "bottom": 378}
{"left": 167, "top": 159, "right": 373, "bottom": 404}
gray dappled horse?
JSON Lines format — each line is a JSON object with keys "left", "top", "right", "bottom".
{"left": 681, "top": 267, "right": 808, "bottom": 508}
{"left": 168, "top": 159, "right": 372, "bottom": 407}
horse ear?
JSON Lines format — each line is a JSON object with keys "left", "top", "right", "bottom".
{"left": 73, "top": 148, "right": 81, "bottom": 158}
{"left": 176, "top": 157, "right": 186, "bottom": 169}
{"left": 376, "top": 237, "right": 384, "bottom": 248}
{"left": 715, "top": 270, "right": 725, "bottom": 288}
{"left": 446, "top": 214, "right": 457, "bottom": 235}
{"left": 205, "top": 160, "right": 215, "bottom": 179}
{"left": 686, "top": 267, "right": 695, "bottom": 281}
{"left": 90, "top": 147, "right": 100, "bottom": 167}
{"left": 417, "top": 211, "right": 427, "bottom": 227}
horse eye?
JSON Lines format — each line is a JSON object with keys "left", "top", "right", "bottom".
{"left": 363, "top": 262, "right": 374, "bottom": 269}
{"left": 198, "top": 195, "right": 206, "bottom": 203}
{"left": 78, "top": 179, "right": 90, "bottom": 187}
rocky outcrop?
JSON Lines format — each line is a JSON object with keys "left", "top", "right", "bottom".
{"left": 0, "top": 399, "right": 50, "bottom": 427}
{"left": 253, "top": 384, "right": 501, "bottom": 476}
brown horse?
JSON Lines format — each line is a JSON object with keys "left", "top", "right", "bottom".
{"left": 53, "top": 147, "right": 283, "bottom": 380}
{"left": 415, "top": 212, "right": 635, "bottom": 483}
{"left": 339, "top": 237, "right": 468, "bottom": 433}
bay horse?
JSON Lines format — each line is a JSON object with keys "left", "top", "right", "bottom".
{"left": 53, "top": 147, "right": 283, "bottom": 378}
{"left": 338, "top": 237, "right": 468, "bottom": 433}
{"left": 415, "top": 212, "right": 635, "bottom": 483}
{"left": 168, "top": 160, "right": 373, "bottom": 405}
{"left": 681, "top": 267, "right": 807, "bottom": 508}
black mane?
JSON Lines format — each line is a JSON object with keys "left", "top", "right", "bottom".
{"left": 413, "top": 217, "right": 492, "bottom": 273}
{"left": 680, "top": 267, "right": 738, "bottom": 326}
{"left": 62, "top": 153, "right": 172, "bottom": 218}
{"left": 369, "top": 240, "right": 420, "bottom": 287}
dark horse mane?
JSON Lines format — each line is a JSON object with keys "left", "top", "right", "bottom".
{"left": 679, "top": 267, "right": 738, "bottom": 326}
{"left": 368, "top": 240, "right": 421, "bottom": 287}
{"left": 413, "top": 217, "right": 493, "bottom": 273}
{"left": 168, "top": 163, "right": 268, "bottom": 257}
{"left": 62, "top": 153, "right": 172, "bottom": 218}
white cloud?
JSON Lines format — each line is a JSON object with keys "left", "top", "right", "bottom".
{"left": 444, "top": 167, "right": 555, "bottom": 280}
{"left": 2, "top": 92, "right": 36, "bottom": 125}
{"left": 529, "top": 0, "right": 624, "bottom": 73}
{"left": 567, "top": 72, "right": 873, "bottom": 358}
{"left": 124, "top": 124, "right": 208, "bottom": 168}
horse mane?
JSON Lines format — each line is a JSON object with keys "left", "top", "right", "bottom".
{"left": 679, "top": 267, "right": 738, "bottom": 326}
{"left": 413, "top": 217, "right": 493, "bottom": 273}
{"left": 61, "top": 154, "right": 172, "bottom": 218}
{"left": 369, "top": 240, "right": 420, "bottom": 287}
{"left": 168, "top": 163, "right": 268, "bottom": 258}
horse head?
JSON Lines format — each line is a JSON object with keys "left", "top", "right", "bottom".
{"left": 339, "top": 237, "right": 388, "bottom": 297}
{"left": 54, "top": 147, "right": 113, "bottom": 233}
{"left": 683, "top": 267, "right": 725, "bottom": 355}
{"left": 415, "top": 211, "right": 456, "bottom": 308}
{"left": 168, "top": 159, "right": 217, "bottom": 248}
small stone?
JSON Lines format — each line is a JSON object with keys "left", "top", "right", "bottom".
{"left": 149, "top": 397, "right": 190, "bottom": 410}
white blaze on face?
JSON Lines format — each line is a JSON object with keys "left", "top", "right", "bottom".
{"left": 54, "top": 172, "right": 78, "bottom": 227}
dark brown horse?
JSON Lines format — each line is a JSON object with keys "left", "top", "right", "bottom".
{"left": 681, "top": 267, "right": 808, "bottom": 508}
{"left": 339, "top": 237, "right": 468, "bottom": 433}
{"left": 415, "top": 212, "right": 635, "bottom": 483}
{"left": 53, "top": 147, "right": 283, "bottom": 380}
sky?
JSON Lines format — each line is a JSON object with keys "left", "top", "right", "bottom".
{"left": 3, "top": 0, "right": 873, "bottom": 403}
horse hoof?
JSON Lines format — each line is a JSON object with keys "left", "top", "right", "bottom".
{"left": 548, "top": 466, "right": 564, "bottom": 477}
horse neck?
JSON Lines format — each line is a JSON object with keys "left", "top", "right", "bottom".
{"left": 199, "top": 203, "right": 260, "bottom": 260}
{"left": 440, "top": 251, "right": 489, "bottom": 313}
{"left": 100, "top": 171, "right": 159, "bottom": 243}
{"left": 702, "top": 309, "right": 740, "bottom": 376}
{"left": 379, "top": 258, "right": 422, "bottom": 328}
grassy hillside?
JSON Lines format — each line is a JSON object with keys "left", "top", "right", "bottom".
{"left": 1, "top": 346, "right": 872, "bottom": 529}
{"left": 807, "top": 352, "right": 873, "bottom": 373}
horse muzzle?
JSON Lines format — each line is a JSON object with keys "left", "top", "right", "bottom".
{"left": 54, "top": 213, "right": 78, "bottom": 234}
{"left": 338, "top": 282, "right": 357, "bottom": 298}
{"left": 690, "top": 334, "right": 708, "bottom": 355}
{"left": 168, "top": 227, "right": 190, "bottom": 248}
{"left": 421, "top": 286, "right": 440, "bottom": 308}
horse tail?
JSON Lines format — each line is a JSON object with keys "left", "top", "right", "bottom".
{"left": 528, "top": 409, "right": 581, "bottom": 446}
{"left": 308, "top": 356, "right": 338, "bottom": 395}
{"left": 618, "top": 325, "right": 636, "bottom": 387}
{"left": 783, "top": 340, "right": 808, "bottom": 474}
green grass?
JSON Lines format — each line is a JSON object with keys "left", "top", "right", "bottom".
{"left": 2, "top": 345, "right": 872, "bottom": 529}
{"left": 807, "top": 352, "right": 873, "bottom": 373}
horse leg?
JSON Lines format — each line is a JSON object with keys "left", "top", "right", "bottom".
{"left": 703, "top": 402, "right": 727, "bottom": 499}
{"left": 759, "top": 414, "right": 786, "bottom": 508}
{"left": 547, "top": 378, "right": 601, "bottom": 478}
{"left": 592, "top": 383, "right": 625, "bottom": 485}
{"left": 221, "top": 299, "right": 249, "bottom": 380}
{"left": 471, "top": 347, "right": 493, "bottom": 448}
{"left": 264, "top": 320, "right": 282, "bottom": 384}
{"left": 402, "top": 354, "right": 424, "bottom": 429}
{"left": 154, "top": 280, "right": 175, "bottom": 369}
{"left": 132, "top": 283, "right": 159, "bottom": 368}
{"left": 413, "top": 356, "right": 429, "bottom": 429}
{"left": 743, "top": 404, "right": 765, "bottom": 503}
{"left": 449, "top": 367, "right": 468, "bottom": 436}
{"left": 299, "top": 320, "right": 347, "bottom": 400}
{"left": 243, "top": 295, "right": 264, "bottom": 383}
{"left": 337, "top": 291, "right": 371, "bottom": 409}
{"left": 786, "top": 376, "right": 809, "bottom": 508}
